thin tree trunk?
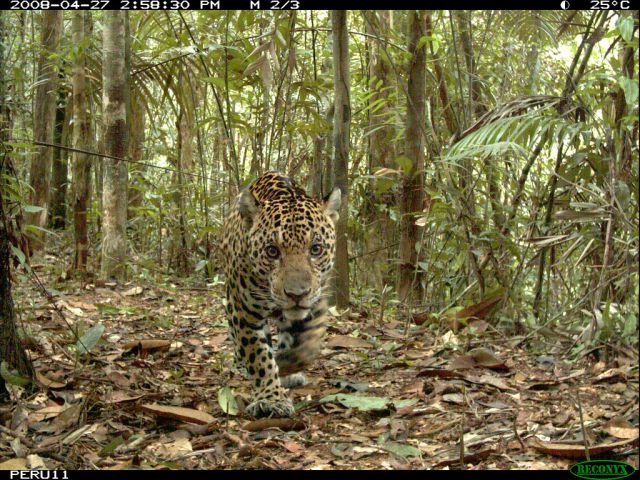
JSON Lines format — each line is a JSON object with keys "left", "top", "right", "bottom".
{"left": 174, "top": 100, "right": 193, "bottom": 275}
{"left": 331, "top": 11, "right": 350, "bottom": 310}
{"left": 364, "top": 11, "right": 393, "bottom": 290}
{"left": 397, "top": 10, "right": 426, "bottom": 305}
{"left": 425, "top": 12, "right": 457, "bottom": 137}
{"left": 127, "top": 95, "right": 146, "bottom": 221}
{"left": 27, "top": 11, "right": 63, "bottom": 250}
{"left": 49, "top": 90, "right": 70, "bottom": 230}
{"left": 0, "top": 12, "right": 11, "bottom": 147}
{"left": 101, "top": 11, "right": 129, "bottom": 281}
{"left": 72, "top": 12, "right": 92, "bottom": 275}
{"left": 533, "top": 143, "right": 565, "bottom": 319}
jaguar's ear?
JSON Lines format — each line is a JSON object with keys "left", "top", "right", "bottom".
{"left": 323, "top": 188, "right": 341, "bottom": 225}
{"left": 238, "top": 188, "right": 260, "bottom": 228}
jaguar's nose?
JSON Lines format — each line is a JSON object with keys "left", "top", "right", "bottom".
{"left": 284, "top": 287, "right": 311, "bottom": 303}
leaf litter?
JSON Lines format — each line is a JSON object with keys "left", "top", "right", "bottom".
{"left": 0, "top": 268, "right": 638, "bottom": 470}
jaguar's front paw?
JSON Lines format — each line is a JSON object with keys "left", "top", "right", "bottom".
{"left": 245, "top": 398, "right": 295, "bottom": 418}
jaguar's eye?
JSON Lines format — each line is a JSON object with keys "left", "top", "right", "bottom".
{"left": 265, "top": 245, "right": 280, "bottom": 259}
{"left": 310, "top": 243, "right": 323, "bottom": 256}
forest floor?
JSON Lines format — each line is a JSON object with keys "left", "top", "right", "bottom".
{"left": 1, "top": 254, "right": 638, "bottom": 470}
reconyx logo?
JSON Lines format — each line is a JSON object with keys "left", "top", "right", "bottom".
{"left": 569, "top": 460, "right": 636, "bottom": 480}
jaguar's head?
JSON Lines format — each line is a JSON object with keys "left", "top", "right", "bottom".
{"left": 239, "top": 187, "right": 341, "bottom": 318}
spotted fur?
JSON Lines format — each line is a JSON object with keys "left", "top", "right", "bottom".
{"left": 220, "top": 172, "right": 341, "bottom": 417}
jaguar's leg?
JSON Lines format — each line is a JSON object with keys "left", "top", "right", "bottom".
{"left": 226, "top": 299, "right": 249, "bottom": 378}
{"left": 270, "top": 310, "right": 307, "bottom": 388}
{"left": 275, "top": 300, "right": 328, "bottom": 379}
{"left": 228, "top": 306, "right": 295, "bottom": 418}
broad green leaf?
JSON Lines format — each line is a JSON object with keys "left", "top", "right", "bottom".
{"left": 394, "top": 156, "right": 413, "bottom": 175}
{"left": 100, "top": 436, "right": 125, "bottom": 456}
{"left": 95, "top": 303, "right": 121, "bottom": 315}
{"left": 76, "top": 324, "right": 105, "bottom": 355}
{"left": 382, "top": 441, "right": 423, "bottom": 458}
{"left": 10, "top": 245, "right": 26, "bottom": 266}
{"left": 618, "top": 76, "right": 639, "bottom": 108}
{"left": 217, "top": 386, "right": 239, "bottom": 415}
{"left": 319, "top": 393, "right": 418, "bottom": 412}
{"left": 22, "top": 205, "right": 45, "bottom": 213}
{"left": 617, "top": 15, "right": 634, "bottom": 43}
{"left": 0, "top": 361, "right": 31, "bottom": 387}
{"left": 195, "top": 259, "right": 208, "bottom": 272}
{"left": 615, "top": 181, "right": 631, "bottom": 210}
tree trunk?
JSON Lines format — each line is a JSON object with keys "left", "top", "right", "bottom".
{"left": 1, "top": 163, "right": 34, "bottom": 399}
{"left": 174, "top": 102, "right": 193, "bottom": 275}
{"left": 0, "top": 11, "right": 14, "bottom": 152}
{"left": 101, "top": 11, "right": 129, "bottom": 282}
{"left": 27, "top": 11, "right": 63, "bottom": 250}
{"left": 127, "top": 95, "right": 146, "bottom": 221}
{"left": 72, "top": 12, "right": 92, "bottom": 275}
{"left": 364, "top": 11, "right": 394, "bottom": 289}
{"left": 331, "top": 11, "right": 350, "bottom": 310}
{"left": 48, "top": 91, "right": 70, "bottom": 230}
{"left": 397, "top": 10, "right": 426, "bottom": 305}
{"left": 0, "top": 12, "right": 34, "bottom": 396}
{"left": 425, "top": 12, "right": 457, "bottom": 137}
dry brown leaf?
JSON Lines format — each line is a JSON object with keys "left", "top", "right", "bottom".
{"left": 450, "top": 355, "right": 476, "bottom": 370}
{"left": 122, "top": 286, "right": 144, "bottom": 296}
{"left": 529, "top": 436, "right": 639, "bottom": 458}
{"left": 435, "top": 448, "right": 495, "bottom": 467}
{"left": 452, "top": 348, "right": 508, "bottom": 371}
{"left": 281, "top": 440, "right": 303, "bottom": 453}
{"left": 36, "top": 372, "right": 67, "bottom": 389}
{"left": 107, "top": 371, "right": 132, "bottom": 389}
{"left": 603, "top": 417, "right": 639, "bottom": 440}
{"left": 594, "top": 368, "right": 627, "bottom": 383}
{"left": 243, "top": 418, "right": 307, "bottom": 432}
{"left": 450, "top": 294, "right": 504, "bottom": 331}
{"left": 104, "top": 391, "right": 145, "bottom": 404}
{"left": 207, "top": 333, "right": 228, "bottom": 349}
{"left": 326, "top": 335, "right": 372, "bottom": 349}
{"left": 30, "top": 404, "right": 66, "bottom": 422}
{"left": 41, "top": 403, "right": 83, "bottom": 434}
{"left": 67, "top": 299, "right": 97, "bottom": 311}
{"left": 144, "top": 437, "right": 192, "bottom": 460}
{"left": 468, "top": 348, "right": 509, "bottom": 371}
{"left": 466, "top": 373, "right": 515, "bottom": 391}
{"left": 56, "top": 300, "right": 84, "bottom": 317}
{"left": 416, "top": 368, "right": 466, "bottom": 379}
{"left": 123, "top": 339, "right": 171, "bottom": 354}
{"left": 464, "top": 319, "right": 490, "bottom": 334}
{"left": 139, "top": 403, "right": 214, "bottom": 425}
{"left": 0, "top": 458, "right": 27, "bottom": 470}
{"left": 411, "top": 311, "right": 436, "bottom": 326}
{"left": 105, "top": 461, "right": 133, "bottom": 470}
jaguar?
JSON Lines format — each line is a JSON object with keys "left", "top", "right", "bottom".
{"left": 220, "top": 172, "right": 341, "bottom": 417}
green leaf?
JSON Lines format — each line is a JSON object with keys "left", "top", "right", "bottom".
{"left": 394, "top": 156, "right": 413, "bottom": 175}
{"left": 618, "top": 76, "right": 639, "bottom": 108}
{"left": 100, "top": 436, "right": 125, "bottom": 456}
{"left": 195, "top": 259, "right": 208, "bottom": 272}
{"left": 10, "top": 245, "right": 26, "bottom": 267}
{"left": 617, "top": 15, "right": 634, "bottom": 43}
{"left": 0, "top": 361, "right": 31, "bottom": 387}
{"left": 22, "top": 205, "right": 45, "bottom": 213}
{"left": 382, "top": 441, "right": 423, "bottom": 458}
{"left": 204, "top": 76, "right": 226, "bottom": 89}
{"left": 76, "top": 324, "right": 105, "bottom": 355}
{"left": 217, "top": 386, "right": 239, "bottom": 415}
{"left": 319, "top": 393, "right": 418, "bottom": 412}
